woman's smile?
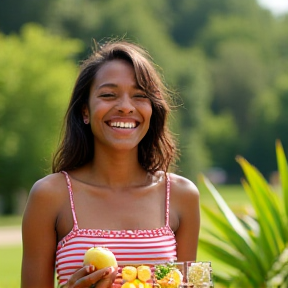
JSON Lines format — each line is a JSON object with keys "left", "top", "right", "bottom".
{"left": 105, "top": 117, "right": 140, "bottom": 137}
{"left": 106, "top": 119, "right": 138, "bottom": 129}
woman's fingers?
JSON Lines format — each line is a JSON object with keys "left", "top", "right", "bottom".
{"left": 95, "top": 267, "right": 118, "bottom": 288}
{"left": 65, "top": 265, "right": 95, "bottom": 287}
{"left": 66, "top": 266, "right": 117, "bottom": 288}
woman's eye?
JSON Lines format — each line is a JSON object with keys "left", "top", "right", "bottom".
{"left": 100, "top": 93, "right": 115, "bottom": 98}
{"left": 134, "top": 94, "right": 148, "bottom": 98}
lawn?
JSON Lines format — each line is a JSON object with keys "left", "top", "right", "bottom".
{"left": 0, "top": 184, "right": 249, "bottom": 287}
{"left": 0, "top": 245, "right": 22, "bottom": 288}
{"left": 199, "top": 182, "right": 249, "bottom": 208}
{"left": 0, "top": 215, "right": 22, "bottom": 226}
{"left": 0, "top": 215, "right": 22, "bottom": 288}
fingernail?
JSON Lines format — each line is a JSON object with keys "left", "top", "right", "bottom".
{"left": 103, "top": 266, "right": 115, "bottom": 276}
{"left": 109, "top": 266, "right": 116, "bottom": 273}
{"left": 86, "top": 265, "right": 95, "bottom": 273}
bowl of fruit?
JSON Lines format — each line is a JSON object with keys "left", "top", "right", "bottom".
{"left": 83, "top": 247, "right": 213, "bottom": 288}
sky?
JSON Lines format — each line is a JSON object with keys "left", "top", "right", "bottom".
{"left": 257, "top": 0, "right": 288, "bottom": 16}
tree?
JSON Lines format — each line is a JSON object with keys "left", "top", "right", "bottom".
{"left": 0, "top": 0, "right": 56, "bottom": 33}
{"left": 192, "top": 4, "right": 287, "bottom": 181}
{"left": 171, "top": 49, "right": 212, "bottom": 180}
{"left": 0, "top": 24, "right": 82, "bottom": 213}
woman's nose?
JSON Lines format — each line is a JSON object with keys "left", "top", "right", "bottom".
{"left": 116, "top": 95, "right": 134, "bottom": 114}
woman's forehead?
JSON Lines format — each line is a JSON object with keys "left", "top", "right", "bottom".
{"left": 91, "top": 59, "right": 141, "bottom": 90}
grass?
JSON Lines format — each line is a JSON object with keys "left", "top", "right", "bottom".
{"left": 0, "top": 184, "right": 249, "bottom": 287}
{"left": 0, "top": 215, "right": 22, "bottom": 226}
{"left": 0, "top": 245, "right": 22, "bottom": 288}
{"left": 199, "top": 183, "right": 249, "bottom": 208}
{"left": 0, "top": 215, "right": 22, "bottom": 288}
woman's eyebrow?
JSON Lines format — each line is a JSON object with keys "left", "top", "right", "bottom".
{"left": 97, "top": 83, "right": 118, "bottom": 89}
{"left": 97, "top": 83, "right": 143, "bottom": 91}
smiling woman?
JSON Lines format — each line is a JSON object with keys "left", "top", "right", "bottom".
{"left": 82, "top": 59, "right": 153, "bottom": 153}
{"left": 53, "top": 41, "right": 175, "bottom": 174}
{"left": 21, "top": 40, "right": 200, "bottom": 288}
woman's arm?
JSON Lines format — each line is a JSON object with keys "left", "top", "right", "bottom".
{"left": 21, "top": 177, "right": 60, "bottom": 288}
{"left": 21, "top": 174, "right": 118, "bottom": 288}
{"left": 170, "top": 174, "right": 200, "bottom": 261}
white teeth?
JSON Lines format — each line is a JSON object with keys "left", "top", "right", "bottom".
{"left": 110, "top": 122, "right": 136, "bottom": 129}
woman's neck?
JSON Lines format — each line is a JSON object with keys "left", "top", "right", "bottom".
{"left": 81, "top": 147, "right": 150, "bottom": 189}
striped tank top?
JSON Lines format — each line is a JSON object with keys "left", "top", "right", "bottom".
{"left": 55, "top": 171, "right": 177, "bottom": 286}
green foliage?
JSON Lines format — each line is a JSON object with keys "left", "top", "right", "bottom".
{"left": 267, "top": 246, "right": 288, "bottom": 287}
{"left": 204, "top": 112, "right": 238, "bottom": 168}
{"left": 199, "top": 140, "right": 288, "bottom": 287}
{"left": 0, "top": 0, "right": 55, "bottom": 34}
{"left": 0, "top": 24, "right": 82, "bottom": 213}
{"left": 171, "top": 49, "right": 212, "bottom": 180}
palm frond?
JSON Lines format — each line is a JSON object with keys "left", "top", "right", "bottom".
{"left": 276, "top": 140, "right": 288, "bottom": 230}
{"left": 199, "top": 140, "right": 288, "bottom": 287}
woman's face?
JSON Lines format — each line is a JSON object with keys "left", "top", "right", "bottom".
{"left": 83, "top": 59, "right": 152, "bottom": 152}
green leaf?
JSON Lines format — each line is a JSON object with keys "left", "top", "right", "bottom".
{"left": 237, "top": 157, "right": 286, "bottom": 253}
{"left": 276, "top": 140, "right": 288, "bottom": 228}
{"left": 201, "top": 175, "right": 253, "bottom": 246}
{"left": 200, "top": 178, "right": 266, "bottom": 277}
{"left": 240, "top": 180, "right": 276, "bottom": 265}
{"left": 201, "top": 205, "right": 255, "bottom": 251}
{"left": 199, "top": 239, "right": 260, "bottom": 286}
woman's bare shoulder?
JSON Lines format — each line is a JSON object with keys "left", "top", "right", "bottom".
{"left": 168, "top": 173, "right": 199, "bottom": 197}
{"left": 22, "top": 172, "right": 70, "bottom": 231}
{"left": 28, "top": 172, "right": 68, "bottom": 204}
{"left": 167, "top": 173, "right": 200, "bottom": 238}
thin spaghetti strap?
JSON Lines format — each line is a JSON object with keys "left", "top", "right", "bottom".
{"left": 165, "top": 173, "right": 171, "bottom": 227}
{"left": 61, "top": 171, "right": 79, "bottom": 230}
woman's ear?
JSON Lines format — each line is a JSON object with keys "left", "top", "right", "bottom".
{"left": 82, "top": 105, "right": 90, "bottom": 124}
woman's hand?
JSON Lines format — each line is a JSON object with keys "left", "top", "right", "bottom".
{"left": 64, "top": 265, "right": 117, "bottom": 288}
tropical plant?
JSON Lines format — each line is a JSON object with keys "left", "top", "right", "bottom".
{"left": 267, "top": 246, "right": 288, "bottom": 287}
{"left": 199, "top": 140, "right": 288, "bottom": 287}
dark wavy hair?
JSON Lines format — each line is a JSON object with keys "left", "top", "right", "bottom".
{"left": 52, "top": 40, "right": 178, "bottom": 173}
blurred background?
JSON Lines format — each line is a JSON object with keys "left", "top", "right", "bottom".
{"left": 0, "top": 0, "right": 288, "bottom": 286}
{"left": 1, "top": 0, "right": 288, "bottom": 215}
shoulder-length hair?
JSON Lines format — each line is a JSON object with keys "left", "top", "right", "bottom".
{"left": 52, "top": 40, "right": 178, "bottom": 173}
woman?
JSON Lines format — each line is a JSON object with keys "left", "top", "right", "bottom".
{"left": 21, "top": 40, "right": 200, "bottom": 288}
